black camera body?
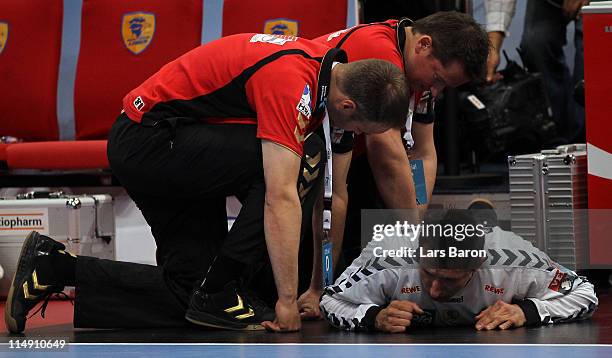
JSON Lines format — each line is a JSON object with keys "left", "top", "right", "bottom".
{"left": 459, "top": 55, "right": 559, "bottom": 160}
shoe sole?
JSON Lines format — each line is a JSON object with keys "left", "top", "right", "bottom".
{"left": 185, "top": 310, "right": 265, "bottom": 331}
{"left": 4, "top": 231, "right": 39, "bottom": 334}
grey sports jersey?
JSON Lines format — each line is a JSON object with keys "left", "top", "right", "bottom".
{"left": 320, "top": 227, "right": 598, "bottom": 330}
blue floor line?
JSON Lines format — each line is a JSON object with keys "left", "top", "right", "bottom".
{"left": 1, "top": 344, "right": 611, "bottom": 358}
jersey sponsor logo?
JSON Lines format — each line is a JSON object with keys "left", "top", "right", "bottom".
{"left": 250, "top": 33, "right": 297, "bottom": 46}
{"left": 133, "top": 96, "right": 145, "bottom": 111}
{"left": 400, "top": 285, "right": 421, "bottom": 294}
{"left": 0, "top": 22, "right": 8, "bottom": 54}
{"left": 122, "top": 12, "right": 155, "bottom": 55}
{"left": 326, "top": 27, "right": 352, "bottom": 41}
{"left": 296, "top": 84, "right": 312, "bottom": 118}
{"left": 484, "top": 284, "right": 505, "bottom": 295}
{"left": 548, "top": 269, "right": 572, "bottom": 293}
{"left": 263, "top": 18, "right": 298, "bottom": 36}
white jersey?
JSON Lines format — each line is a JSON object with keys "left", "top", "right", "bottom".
{"left": 320, "top": 227, "right": 598, "bottom": 330}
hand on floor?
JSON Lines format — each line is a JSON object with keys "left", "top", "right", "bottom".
{"left": 297, "top": 287, "right": 323, "bottom": 320}
{"left": 475, "top": 300, "right": 526, "bottom": 330}
{"left": 262, "top": 298, "right": 301, "bottom": 332}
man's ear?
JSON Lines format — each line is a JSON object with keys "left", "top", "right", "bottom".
{"left": 341, "top": 99, "right": 356, "bottom": 113}
{"left": 415, "top": 35, "right": 433, "bottom": 55}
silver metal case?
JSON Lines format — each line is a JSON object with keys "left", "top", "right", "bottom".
{"left": 508, "top": 144, "right": 587, "bottom": 269}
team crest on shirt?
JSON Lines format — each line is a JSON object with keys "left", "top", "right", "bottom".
{"left": 122, "top": 12, "right": 155, "bottom": 55}
{"left": 0, "top": 22, "right": 8, "bottom": 55}
{"left": 296, "top": 84, "right": 312, "bottom": 118}
{"left": 263, "top": 18, "right": 298, "bottom": 36}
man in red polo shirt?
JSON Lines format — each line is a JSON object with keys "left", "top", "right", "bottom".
{"left": 5, "top": 33, "right": 408, "bottom": 333}
{"left": 311, "top": 11, "right": 489, "bottom": 282}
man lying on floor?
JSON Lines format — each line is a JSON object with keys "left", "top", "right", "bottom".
{"left": 320, "top": 210, "right": 598, "bottom": 332}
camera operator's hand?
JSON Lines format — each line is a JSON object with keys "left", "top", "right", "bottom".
{"left": 486, "top": 31, "right": 504, "bottom": 84}
{"left": 375, "top": 300, "right": 424, "bottom": 333}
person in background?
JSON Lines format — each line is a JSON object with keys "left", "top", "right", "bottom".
{"left": 485, "top": 0, "right": 591, "bottom": 143}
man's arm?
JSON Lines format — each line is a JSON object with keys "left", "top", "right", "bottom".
{"left": 296, "top": 179, "right": 324, "bottom": 319}
{"left": 476, "top": 265, "right": 598, "bottom": 330}
{"left": 517, "top": 269, "right": 598, "bottom": 326}
{"left": 484, "top": 0, "right": 517, "bottom": 83}
{"left": 298, "top": 150, "right": 353, "bottom": 319}
{"left": 320, "top": 270, "right": 392, "bottom": 331}
{"left": 260, "top": 140, "right": 302, "bottom": 332}
{"left": 330, "top": 151, "right": 352, "bottom": 270}
{"left": 407, "top": 121, "right": 437, "bottom": 216}
{"left": 365, "top": 128, "right": 417, "bottom": 210}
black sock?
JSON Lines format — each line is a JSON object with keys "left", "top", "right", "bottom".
{"left": 36, "top": 249, "right": 77, "bottom": 287}
{"left": 201, "top": 256, "right": 245, "bottom": 293}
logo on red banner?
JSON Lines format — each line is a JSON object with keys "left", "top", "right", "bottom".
{"left": 264, "top": 18, "right": 298, "bottom": 36}
{"left": 122, "top": 12, "right": 155, "bottom": 55}
{"left": 0, "top": 22, "right": 8, "bottom": 54}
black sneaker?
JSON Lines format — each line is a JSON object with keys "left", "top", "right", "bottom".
{"left": 4, "top": 231, "right": 66, "bottom": 334}
{"left": 185, "top": 281, "right": 275, "bottom": 330}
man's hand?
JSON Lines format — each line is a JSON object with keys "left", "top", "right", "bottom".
{"left": 375, "top": 300, "right": 424, "bottom": 333}
{"left": 475, "top": 300, "right": 526, "bottom": 330}
{"left": 297, "top": 287, "right": 323, "bottom": 320}
{"left": 262, "top": 298, "right": 301, "bottom": 332}
{"left": 562, "top": 0, "right": 590, "bottom": 20}
{"left": 486, "top": 31, "right": 505, "bottom": 84}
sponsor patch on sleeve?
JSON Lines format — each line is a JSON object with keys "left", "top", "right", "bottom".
{"left": 296, "top": 84, "right": 312, "bottom": 118}
{"left": 559, "top": 275, "right": 575, "bottom": 294}
{"left": 548, "top": 269, "right": 567, "bottom": 292}
{"left": 133, "top": 96, "right": 145, "bottom": 111}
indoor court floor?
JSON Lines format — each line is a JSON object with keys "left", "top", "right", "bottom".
{"left": 1, "top": 291, "right": 611, "bottom": 356}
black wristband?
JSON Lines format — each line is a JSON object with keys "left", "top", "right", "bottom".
{"left": 512, "top": 299, "right": 542, "bottom": 326}
{"left": 361, "top": 305, "right": 384, "bottom": 330}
